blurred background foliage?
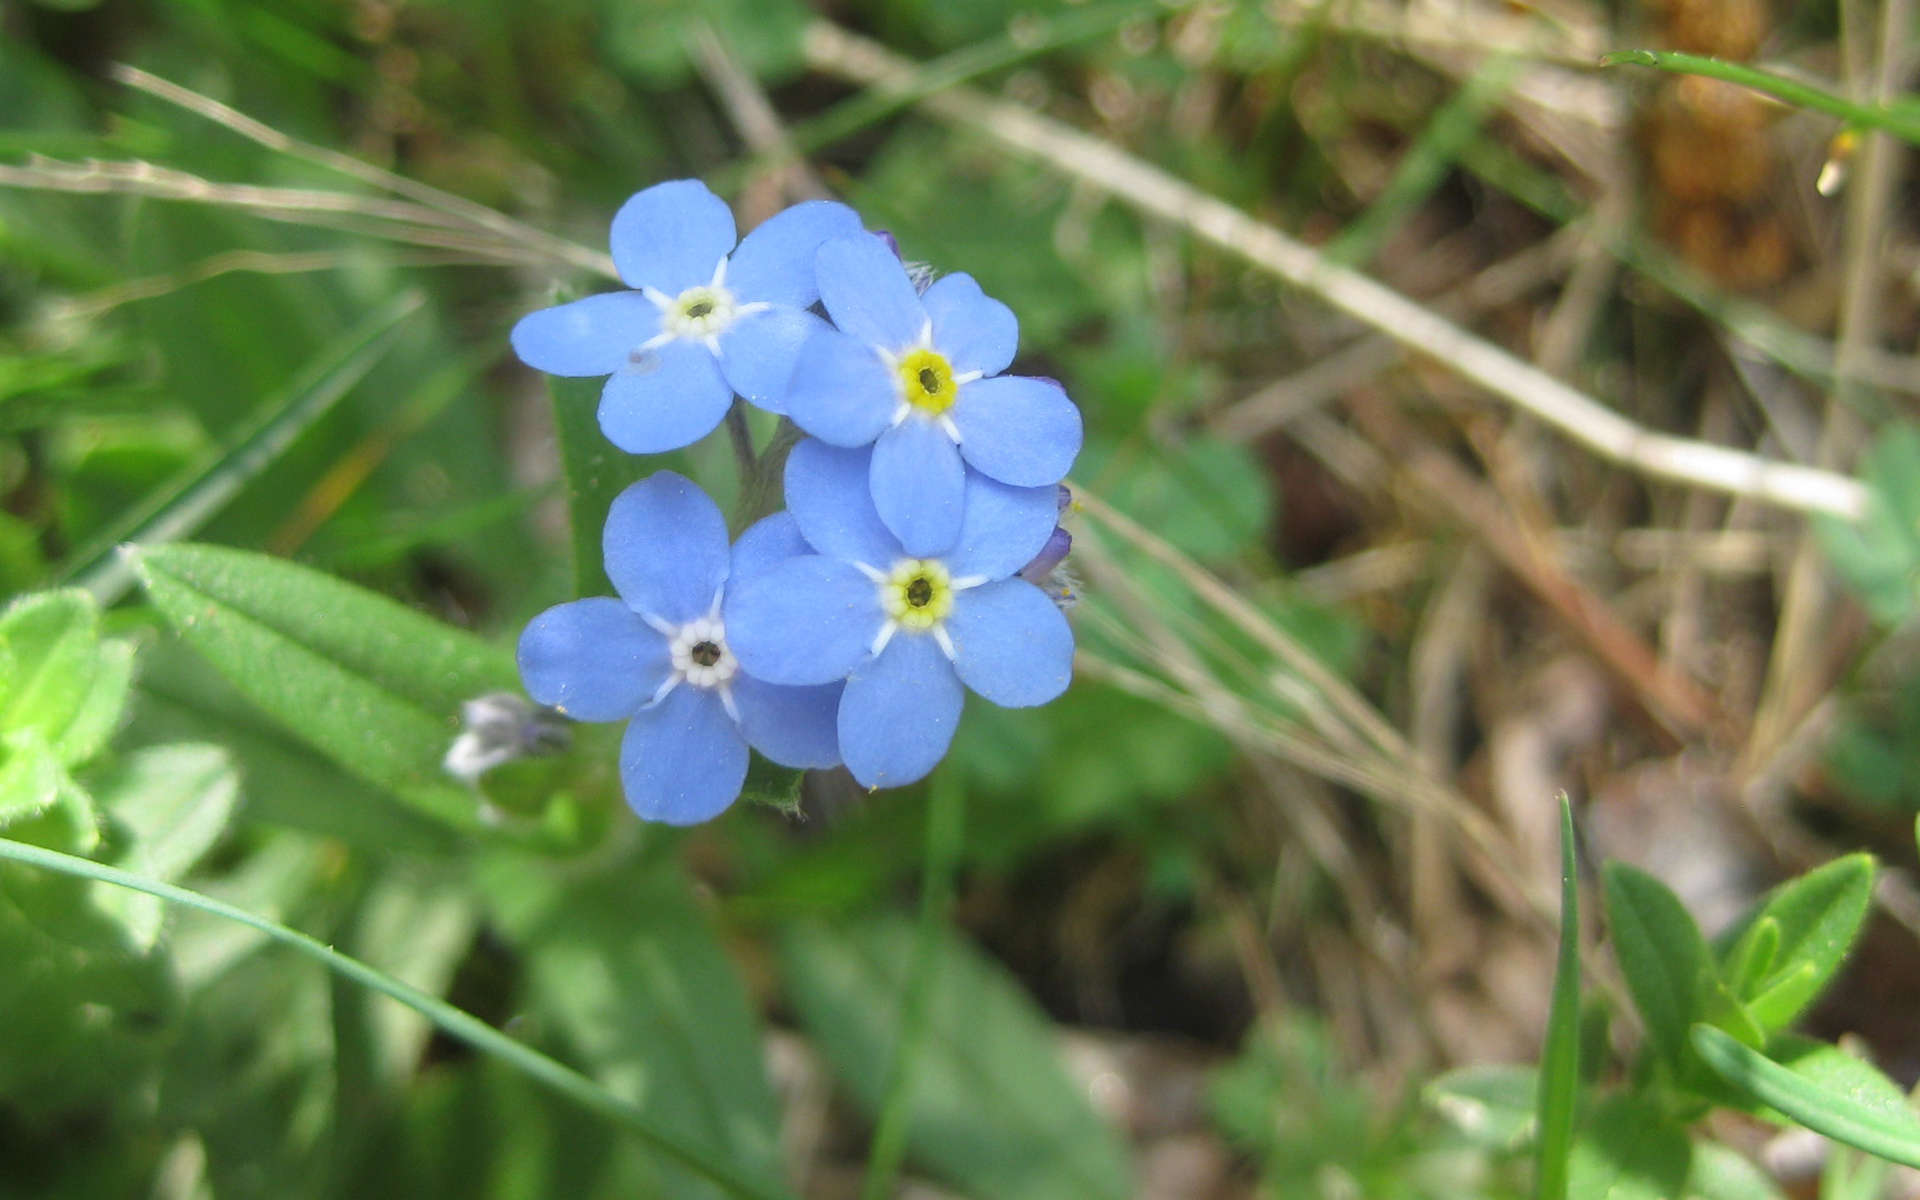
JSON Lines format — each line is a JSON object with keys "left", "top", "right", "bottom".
{"left": 4, "top": 0, "right": 1920, "bottom": 1196}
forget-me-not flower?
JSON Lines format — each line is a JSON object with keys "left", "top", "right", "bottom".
{"left": 511, "top": 180, "right": 862, "bottom": 455}
{"left": 784, "top": 232, "right": 1084, "bottom": 556}
{"left": 723, "top": 440, "right": 1074, "bottom": 788}
{"left": 517, "top": 471, "right": 841, "bottom": 824}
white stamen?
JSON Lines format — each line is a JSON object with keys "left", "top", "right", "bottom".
{"left": 736, "top": 301, "right": 772, "bottom": 317}
{"left": 932, "top": 626, "right": 956, "bottom": 661}
{"left": 718, "top": 684, "right": 741, "bottom": 724}
{"left": 639, "top": 611, "right": 677, "bottom": 637}
{"left": 889, "top": 400, "right": 912, "bottom": 428}
{"left": 647, "top": 675, "right": 680, "bottom": 707}
{"left": 953, "top": 370, "right": 983, "bottom": 385}
{"left": 918, "top": 318, "right": 934, "bottom": 347}
{"left": 950, "top": 574, "right": 988, "bottom": 591}
{"left": 642, "top": 286, "right": 673, "bottom": 310}
{"left": 666, "top": 615, "right": 739, "bottom": 689}
{"left": 711, "top": 256, "right": 729, "bottom": 287}
{"left": 869, "top": 620, "right": 898, "bottom": 657}
{"left": 852, "top": 561, "right": 888, "bottom": 583}
{"left": 938, "top": 414, "right": 963, "bottom": 444}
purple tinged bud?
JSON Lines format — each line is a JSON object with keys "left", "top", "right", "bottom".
{"left": 1019, "top": 526, "right": 1073, "bottom": 584}
{"left": 874, "top": 229, "right": 903, "bottom": 259}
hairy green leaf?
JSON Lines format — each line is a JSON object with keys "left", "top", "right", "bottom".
{"left": 1716, "top": 854, "right": 1874, "bottom": 1032}
{"left": 0, "top": 589, "right": 134, "bottom": 768}
{"left": 132, "top": 542, "right": 515, "bottom": 830}
{"left": 1603, "top": 862, "right": 1715, "bottom": 1067}
{"left": 1692, "top": 1027, "right": 1920, "bottom": 1169}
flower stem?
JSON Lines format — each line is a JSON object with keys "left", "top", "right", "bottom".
{"left": 860, "top": 772, "right": 965, "bottom": 1200}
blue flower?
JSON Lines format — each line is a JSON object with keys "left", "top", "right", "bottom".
{"left": 784, "top": 232, "right": 1084, "bottom": 555}
{"left": 511, "top": 180, "right": 863, "bottom": 455}
{"left": 517, "top": 471, "right": 841, "bottom": 824}
{"left": 722, "top": 440, "right": 1074, "bottom": 788}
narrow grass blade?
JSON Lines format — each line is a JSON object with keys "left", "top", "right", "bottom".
{"left": 0, "top": 836, "right": 797, "bottom": 1200}
{"left": 56, "top": 289, "right": 425, "bottom": 603}
{"left": 1535, "top": 793, "right": 1580, "bottom": 1200}
{"left": 1602, "top": 51, "right": 1920, "bottom": 145}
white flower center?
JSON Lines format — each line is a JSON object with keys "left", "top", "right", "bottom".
{"left": 668, "top": 615, "right": 738, "bottom": 690}
{"left": 664, "top": 284, "right": 737, "bottom": 339}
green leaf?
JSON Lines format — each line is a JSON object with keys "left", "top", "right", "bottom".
{"left": 91, "top": 743, "right": 242, "bottom": 951}
{"left": 99, "top": 743, "right": 240, "bottom": 883}
{"left": 1537, "top": 795, "right": 1580, "bottom": 1200}
{"left": 1716, "top": 854, "right": 1874, "bottom": 1031}
{"left": 1721, "top": 916, "right": 1780, "bottom": 999}
{"left": 1566, "top": 1094, "right": 1692, "bottom": 1200}
{"left": 1691, "top": 1027, "right": 1920, "bottom": 1169}
{"left": 1425, "top": 1064, "right": 1538, "bottom": 1152}
{"left": 483, "top": 858, "right": 786, "bottom": 1199}
{"left": 548, "top": 373, "right": 648, "bottom": 598}
{"left": 1603, "top": 861, "right": 1716, "bottom": 1067}
{"left": 1816, "top": 424, "right": 1920, "bottom": 624}
{"left": 0, "top": 589, "right": 135, "bottom": 767}
{"left": 131, "top": 542, "right": 516, "bottom": 830}
{"left": 1684, "top": 1140, "right": 1788, "bottom": 1200}
{"left": 56, "top": 290, "right": 425, "bottom": 604}
{"left": 127, "top": 644, "right": 459, "bottom": 857}
{"left": 0, "top": 730, "right": 98, "bottom": 850}
{"left": 782, "top": 914, "right": 1134, "bottom": 1200}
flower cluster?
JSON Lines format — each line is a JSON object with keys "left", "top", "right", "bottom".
{"left": 513, "top": 180, "right": 1082, "bottom": 822}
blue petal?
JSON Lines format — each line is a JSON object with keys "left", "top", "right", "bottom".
{"left": 518, "top": 598, "right": 670, "bottom": 721}
{"left": 726, "top": 200, "right": 865, "bottom": 308}
{"left": 785, "top": 327, "right": 896, "bottom": 446}
{"left": 815, "top": 233, "right": 926, "bottom": 351}
{"left": 604, "top": 471, "right": 731, "bottom": 625}
{"left": 945, "top": 474, "right": 1061, "bottom": 581}
{"left": 723, "top": 555, "right": 880, "bottom": 685}
{"left": 947, "top": 579, "right": 1073, "bottom": 707}
{"left": 922, "top": 273, "right": 1017, "bottom": 376}
{"left": 784, "top": 439, "right": 900, "bottom": 568}
{"left": 511, "top": 291, "right": 660, "bottom": 377}
{"left": 838, "top": 634, "right": 964, "bottom": 788}
{"left": 597, "top": 339, "right": 735, "bottom": 455}
{"left": 952, "top": 375, "right": 1082, "bottom": 487}
{"left": 717, "top": 307, "right": 826, "bottom": 413}
{"left": 870, "top": 419, "right": 965, "bottom": 556}
{"left": 619, "top": 685, "right": 747, "bottom": 824}
{"left": 609, "top": 179, "right": 738, "bottom": 295}
{"left": 733, "top": 676, "right": 844, "bottom": 768}
{"left": 731, "top": 511, "right": 814, "bottom": 583}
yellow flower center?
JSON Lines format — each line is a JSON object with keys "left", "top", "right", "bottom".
{"left": 878, "top": 558, "right": 954, "bottom": 631}
{"left": 896, "top": 347, "right": 957, "bottom": 415}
